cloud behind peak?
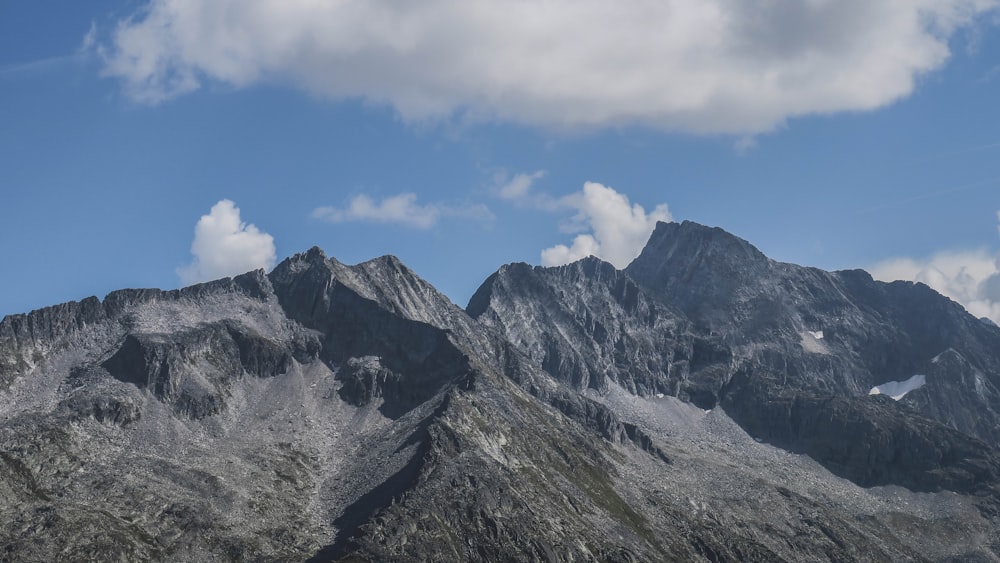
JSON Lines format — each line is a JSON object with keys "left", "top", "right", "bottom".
{"left": 541, "top": 182, "right": 671, "bottom": 269}
{"left": 178, "top": 199, "right": 276, "bottom": 285}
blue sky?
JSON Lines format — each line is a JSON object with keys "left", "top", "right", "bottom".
{"left": 3, "top": 1, "right": 1000, "bottom": 321}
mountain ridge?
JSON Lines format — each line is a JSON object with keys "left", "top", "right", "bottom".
{"left": 2, "top": 221, "right": 1000, "bottom": 561}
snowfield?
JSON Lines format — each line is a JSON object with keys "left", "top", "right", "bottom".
{"left": 869, "top": 374, "right": 927, "bottom": 401}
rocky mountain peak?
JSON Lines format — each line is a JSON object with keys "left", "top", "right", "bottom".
{"left": 304, "top": 245, "right": 327, "bottom": 262}
{"left": 627, "top": 220, "right": 771, "bottom": 283}
{"left": 624, "top": 221, "right": 779, "bottom": 331}
{"left": 467, "top": 257, "right": 628, "bottom": 318}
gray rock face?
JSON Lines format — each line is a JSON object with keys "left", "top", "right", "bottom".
{"left": 268, "top": 247, "right": 475, "bottom": 419}
{"left": 627, "top": 222, "right": 1000, "bottom": 494}
{"left": 2, "top": 224, "right": 1000, "bottom": 561}
{"left": 626, "top": 221, "right": 1000, "bottom": 439}
{"left": 471, "top": 221, "right": 1000, "bottom": 496}
{"left": 468, "top": 257, "right": 728, "bottom": 407}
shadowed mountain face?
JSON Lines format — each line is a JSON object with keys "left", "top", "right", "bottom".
{"left": 627, "top": 221, "right": 1000, "bottom": 446}
{"left": 3, "top": 222, "right": 1000, "bottom": 561}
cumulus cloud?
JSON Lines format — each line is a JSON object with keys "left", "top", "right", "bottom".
{"left": 541, "top": 182, "right": 671, "bottom": 268}
{"left": 869, "top": 211, "right": 1000, "bottom": 323}
{"left": 313, "top": 193, "right": 493, "bottom": 229}
{"left": 99, "top": 0, "right": 999, "bottom": 133}
{"left": 178, "top": 199, "right": 277, "bottom": 285}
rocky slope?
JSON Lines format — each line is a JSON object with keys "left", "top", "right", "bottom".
{"left": 471, "top": 221, "right": 1000, "bottom": 495}
{"left": 1, "top": 223, "right": 1000, "bottom": 561}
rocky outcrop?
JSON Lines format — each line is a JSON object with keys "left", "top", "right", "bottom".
{"left": 0, "top": 297, "right": 106, "bottom": 388}
{"left": 268, "top": 248, "right": 475, "bottom": 419}
{"left": 99, "top": 320, "right": 318, "bottom": 419}
{"left": 468, "top": 258, "right": 692, "bottom": 394}
{"left": 0, "top": 270, "right": 279, "bottom": 390}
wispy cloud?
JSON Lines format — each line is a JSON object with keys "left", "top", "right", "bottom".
{"left": 541, "top": 182, "right": 672, "bottom": 269}
{"left": 3, "top": 22, "right": 99, "bottom": 79}
{"left": 492, "top": 169, "right": 563, "bottom": 211}
{"left": 978, "top": 64, "right": 1000, "bottom": 83}
{"left": 0, "top": 57, "right": 71, "bottom": 77}
{"left": 734, "top": 136, "right": 759, "bottom": 156}
{"left": 870, "top": 211, "right": 1000, "bottom": 323}
{"left": 80, "top": 21, "right": 98, "bottom": 53}
{"left": 178, "top": 200, "right": 277, "bottom": 285}
{"left": 99, "top": 0, "right": 1000, "bottom": 134}
{"left": 858, "top": 175, "right": 1000, "bottom": 214}
{"left": 498, "top": 170, "right": 546, "bottom": 200}
{"left": 313, "top": 193, "right": 493, "bottom": 229}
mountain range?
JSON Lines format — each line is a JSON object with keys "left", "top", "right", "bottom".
{"left": 2, "top": 221, "right": 999, "bottom": 561}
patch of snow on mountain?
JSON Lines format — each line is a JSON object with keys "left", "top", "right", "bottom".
{"left": 799, "top": 331, "right": 829, "bottom": 354}
{"left": 868, "top": 374, "right": 926, "bottom": 401}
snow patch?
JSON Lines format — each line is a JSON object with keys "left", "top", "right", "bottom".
{"left": 868, "top": 374, "right": 926, "bottom": 401}
{"left": 799, "top": 331, "right": 829, "bottom": 354}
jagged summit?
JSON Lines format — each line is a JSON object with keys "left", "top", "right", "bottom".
{"left": 466, "top": 256, "right": 631, "bottom": 320}
{"left": 624, "top": 220, "right": 778, "bottom": 325}
{"left": 627, "top": 220, "right": 770, "bottom": 281}
{"left": 303, "top": 245, "right": 327, "bottom": 262}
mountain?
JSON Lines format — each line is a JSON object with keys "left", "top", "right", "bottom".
{"left": 2, "top": 222, "right": 1000, "bottom": 561}
{"left": 474, "top": 222, "right": 1000, "bottom": 494}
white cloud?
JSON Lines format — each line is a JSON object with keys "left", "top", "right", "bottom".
{"left": 99, "top": 0, "right": 999, "bottom": 134}
{"left": 178, "top": 199, "right": 276, "bottom": 285}
{"left": 498, "top": 170, "right": 546, "bottom": 200}
{"left": 541, "top": 182, "right": 671, "bottom": 268}
{"left": 494, "top": 169, "right": 563, "bottom": 211}
{"left": 869, "top": 211, "right": 1000, "bottom": 323}
{"left": 1, "top": 24, "right": 96, "bottom": 78}
{"left": 312, "top": 193, "right": 493, "bottom": 229}
{"left": 80, "top": 22, "right": 98, "bottom": 54}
